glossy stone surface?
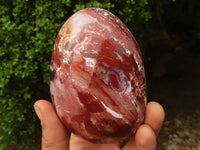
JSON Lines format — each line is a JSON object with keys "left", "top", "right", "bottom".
{"left": 50, "top": 8, "right": 146, "bottom": 144}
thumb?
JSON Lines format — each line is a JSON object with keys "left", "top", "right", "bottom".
{"left": 34, "top": 100, "right": 69, "bottom": 150}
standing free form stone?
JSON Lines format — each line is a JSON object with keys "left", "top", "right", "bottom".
{"left": 50, "top": 8, "right": 146, "bottom": 144}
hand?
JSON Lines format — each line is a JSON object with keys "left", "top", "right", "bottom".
{"left": 34, "top": 100, "right": 165, "bottom": 150}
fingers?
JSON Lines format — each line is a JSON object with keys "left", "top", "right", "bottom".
{"left": 34, "top": 100, "right": 69, "bottom": 150}
{"left": 123, "top": 101, "right": 165, "bottom": 150}
{"left": 135, "top": 124, "right": 157, "bottom": 150}
{"left": 123, "top": 125, "right": 156, "bottom": 150}
{"left": 33, "top": 100, "right": 164, "bottom": 150}
{"left": 144, "top": 101, "right": 165, "bottom": 136}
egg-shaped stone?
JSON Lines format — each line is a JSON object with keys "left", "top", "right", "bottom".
{"left": 50, "top": 8, "right": 146, "bottom": 144}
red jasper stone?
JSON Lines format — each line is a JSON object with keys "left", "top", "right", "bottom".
{"left": 50, "top": 8, "right": 146, "bottom": 144}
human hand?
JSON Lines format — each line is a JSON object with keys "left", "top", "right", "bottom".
{"left": 34, "top": 100, "right": 165, "bottom": 150}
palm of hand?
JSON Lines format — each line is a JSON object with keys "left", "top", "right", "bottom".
{"left": 34, "top": 100, "right": 164, "bottom": 150}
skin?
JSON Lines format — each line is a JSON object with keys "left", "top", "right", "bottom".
{"left": 34, "top": 100, "right": 165, "bottom": 150}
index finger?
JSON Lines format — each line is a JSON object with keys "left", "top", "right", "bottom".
{"left": 144, "top": 101, "right": 165, "bottom": 136}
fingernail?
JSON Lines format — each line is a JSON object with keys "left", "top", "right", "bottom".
{"left": 34, "top": 104, "right": 42, "bottom": 120}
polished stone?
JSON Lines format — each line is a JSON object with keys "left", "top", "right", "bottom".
{"left": 50, "top": 8, "right": 146, "bottom": 144}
